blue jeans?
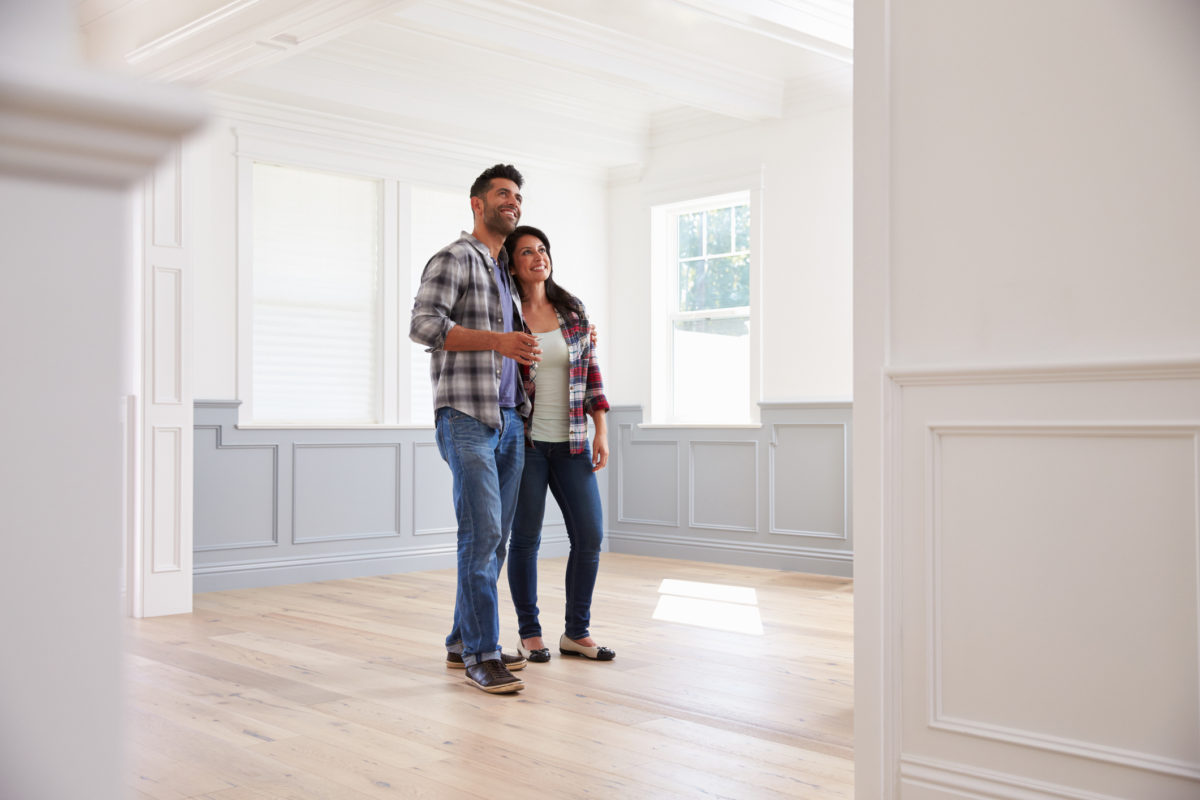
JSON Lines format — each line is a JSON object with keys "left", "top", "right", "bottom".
{"left": 508, "top": 440, "right": 604, "bottom": 641}
{"left": 435, "top": 407, "right": 524, "bottom": 665}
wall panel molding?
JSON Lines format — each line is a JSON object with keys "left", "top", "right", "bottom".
{"left": 290, "top": 442, "right": 401, "bottom": 544}
{"left": 193, "top": 402, "right": 586, "bottom": 590}
{"left": 151, "top": 426, "right": 182, "bottom": 573}
{"left": 768, "top": 421, "right": 849, "bottom": 539}
{"left": 152, "top": 265, "right": 183, "bottom": 405}
{"left": 411, "top": 441, "right": 456, "bottom": 536}
{"left": 152, "top": 144, "right": 183, "bottom": 248}
{"left": 688, "top": 440, "right": 758, "bottom": 532}
{"left": 924, "top": 422, "right": 1200, "bottom": 780}
{"left": 607, "top": 404, "right": 853, "bottom": 576}
{"left": 616, "top": 423, "right": 680, "bottom": 526}
{"left": 193, "top": 423, "right": 278, "bottom": 551}
{"left": 886, "top": 368, "right": 1200, "bottom": 797}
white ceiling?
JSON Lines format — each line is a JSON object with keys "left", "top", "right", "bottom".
{"left": 79, "top": 0, "right": 853, "bottom": 169}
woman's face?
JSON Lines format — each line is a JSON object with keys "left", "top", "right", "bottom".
{"left": 510, "top": 234, "right": 551, "bottom": 288}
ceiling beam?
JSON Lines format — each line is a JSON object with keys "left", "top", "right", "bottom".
{"left": 390, "top": 0, "right": 785, "bottom": 121}
{"left": 665, "top": 0, "right": 853, "bottom": 62}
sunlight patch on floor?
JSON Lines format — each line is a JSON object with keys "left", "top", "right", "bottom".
{"left": 652, "top": 579, "right": 764, "bottom": 634}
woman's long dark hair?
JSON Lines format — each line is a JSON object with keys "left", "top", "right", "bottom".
{"left": 503, "top": 225, "right": 584, "bottom": 320}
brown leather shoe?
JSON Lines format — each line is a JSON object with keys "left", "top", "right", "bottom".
{"left": 464, "top": 659, "right": 525, "bottom": 693}
{"left": 446, "top": 650, "right": 527, "bottom": 671}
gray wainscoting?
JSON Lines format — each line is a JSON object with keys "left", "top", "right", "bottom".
{"left": 193, "top": 401, "right": 575, "bottom": 591}
{"left": 606, "top": 403, "right": 853, "bottom": 576}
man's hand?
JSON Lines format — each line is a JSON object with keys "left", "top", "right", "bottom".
{"left": 589, "top": 324, "right": 597, "bottom": 349}
{"left": 495, "top": 331, "right": 542, "bottom": 365}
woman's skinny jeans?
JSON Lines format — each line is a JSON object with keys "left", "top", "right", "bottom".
{"left": 507, "top": 440, "right": 603, "bottom": 641}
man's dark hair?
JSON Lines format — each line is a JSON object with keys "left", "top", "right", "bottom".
{"left": 470, "top": 164, "right": 523, "bottom": 199}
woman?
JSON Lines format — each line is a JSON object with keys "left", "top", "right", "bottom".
{"left": 504, "top": 225, "right": 615, "bottom": 662}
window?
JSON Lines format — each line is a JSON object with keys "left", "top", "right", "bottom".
{"left": 656, "top": 191, "right": 755, "bottom": 423}
{"left": 242, "top": 159, "right": 467, "bottom": 426}
{"left": 251, "top": 163, "right": 382, "bottom": 423}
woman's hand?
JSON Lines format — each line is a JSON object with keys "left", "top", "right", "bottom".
{"left": 591, "top": 429, "right": 609, "bottom": 472}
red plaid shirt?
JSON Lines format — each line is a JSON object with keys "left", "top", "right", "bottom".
{"left": 520, "top": 307, "right": 609, "bottom": 454}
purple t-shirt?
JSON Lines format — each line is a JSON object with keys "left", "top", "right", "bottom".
{"left": 491, "top": 256, "right": 520, "bottom": 408}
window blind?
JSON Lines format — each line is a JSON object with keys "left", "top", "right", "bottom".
{"left": 252, "top": 163, "right": 381, "bottom": 423}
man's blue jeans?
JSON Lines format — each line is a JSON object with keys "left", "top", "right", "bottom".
{"left": 435, "top": 407, "right": 524, "bottom": 665}
{"left": 507, "top": 440, "right": 604, "bottom": 641}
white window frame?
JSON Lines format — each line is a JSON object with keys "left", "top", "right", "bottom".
{"left": 650, "top": 182, "right": 763, "bottom": 425}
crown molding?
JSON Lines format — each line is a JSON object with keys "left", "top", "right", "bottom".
{"left": 0, "top": 62, "right": 206, "bottom": 185}
{"left": 782, "top": 64, "right": 853, "bottom": 116}
{"left": 209, "top": 91, "right": 612, "bottom": 180}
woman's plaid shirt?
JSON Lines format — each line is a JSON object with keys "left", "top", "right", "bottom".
{"left": 520, "top": 306, "right": 610, "bottom": 454}
{"left": 409, "top": 232, "right": 531, "bottom": 430}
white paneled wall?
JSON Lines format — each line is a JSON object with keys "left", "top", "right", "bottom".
{"left": 854, "top": 1, "right": 1200, "bottom": 797}
{"left": 891, "top": 365, "right": 1200, "bottom": 797}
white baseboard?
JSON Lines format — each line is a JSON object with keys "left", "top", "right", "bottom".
{"left": 606, "top": 530, "right": 852, "bottom": 577}
{"left": 194, "top": 536, "right": 571, "bottom": 592}
{"left": 900, "top": 755, "right": 1130, "bottom": 800}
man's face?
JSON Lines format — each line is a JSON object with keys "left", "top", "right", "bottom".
{"left": 476, "top": 178, "right": 522, "bottom": 236}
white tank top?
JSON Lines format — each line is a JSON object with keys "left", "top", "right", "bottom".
{"left": 530, "top": 328, "right": 570, "bottom": 442}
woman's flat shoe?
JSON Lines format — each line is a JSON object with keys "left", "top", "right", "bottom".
{"left": 559, "top": 633, "right": 615, "bottom": 661}
{"left": 517, "top": 642, "right": 551, "bottom": 662}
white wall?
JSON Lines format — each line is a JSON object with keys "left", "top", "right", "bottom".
{"left": 855, "top": 1, "right": 1200, "bottom": 798}
{"left": 190, "top": 108, "right": 611, "bottom": 414}
{"left": 888, "top": 1, "right": 1200, "bottom": 368}
{"left": 606, "top": 90, "right": 853, "bottom": 413}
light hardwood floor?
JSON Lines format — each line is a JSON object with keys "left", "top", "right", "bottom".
{"left": 124, "top": 553, "right": 854, "bottom": 799}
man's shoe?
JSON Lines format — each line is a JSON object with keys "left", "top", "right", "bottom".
{"left": 446, "top": 650, "right": 527, "bottom": 671}
{"left": 464, "top": 659, "right": 525, "bottom": 694}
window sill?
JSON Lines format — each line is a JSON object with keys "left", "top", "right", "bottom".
{"left": 236, "top": 423, "right": 433, "bottom": 430}
{"left": 637, "top": 422, "right": 763, "bottom": 430}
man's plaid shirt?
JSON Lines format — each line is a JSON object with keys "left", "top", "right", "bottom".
{"left": 409, "top": 231, "right": 531, "bottom": 430}
{"left": 520, "top": 306, "right": 610, "bottom": 455}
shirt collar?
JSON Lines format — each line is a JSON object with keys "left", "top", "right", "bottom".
{"left": 460, "top": 230, "right": 507, "bottom": 267}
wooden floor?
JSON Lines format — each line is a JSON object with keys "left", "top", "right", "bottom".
{"left": 124, "top": 553, "right": 854, "bottom": 799}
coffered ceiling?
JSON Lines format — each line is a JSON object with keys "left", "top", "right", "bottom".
{"left": 79, "top": 0, "right": 853, "bottom": 168}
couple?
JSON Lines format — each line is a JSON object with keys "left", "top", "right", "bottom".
{"left": 409, "top": 164, "right": 615, "bottom": 694}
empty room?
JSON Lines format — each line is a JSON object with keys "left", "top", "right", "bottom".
{"left": 3, "top": 2, "right": 1198, "bottom": 799}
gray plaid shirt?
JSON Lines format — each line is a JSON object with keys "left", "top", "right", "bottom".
{"left": 410, "top": 231, "right": 531, "bottom": 430}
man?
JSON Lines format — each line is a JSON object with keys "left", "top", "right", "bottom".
{"left": 410, "top": 164, "right": 542, "bottom": 694}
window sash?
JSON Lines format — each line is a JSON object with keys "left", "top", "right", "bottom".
{"left": 660, "top": 191, "right": 754, "bottom": 424}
